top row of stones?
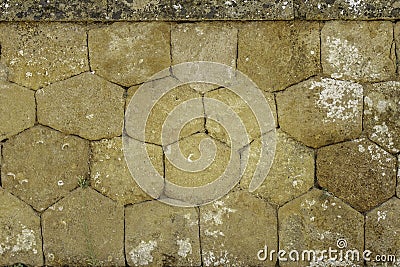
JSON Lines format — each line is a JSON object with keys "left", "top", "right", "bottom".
{"left": 1, "top": 0, "right": 400, "bottom": 21}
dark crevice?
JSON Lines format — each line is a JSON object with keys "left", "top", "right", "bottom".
{"left": 86, "top": 30, "right": 92, "bottom": 72}
{"left": 40, "top": 214, "right": 46, "bottom": 265}
{"left": 124, "top": 207, "right": 129, "bottom": 267}
{"left": 197, "top": 206, "right": 204, "bottom": 267}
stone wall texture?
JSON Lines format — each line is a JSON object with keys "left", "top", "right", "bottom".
{"left": 0, "top": 1, "right": 400, "bottom": 267}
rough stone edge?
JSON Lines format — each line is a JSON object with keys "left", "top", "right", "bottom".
{"left": 2, "top": 0, "right": 400, "bottom": 21}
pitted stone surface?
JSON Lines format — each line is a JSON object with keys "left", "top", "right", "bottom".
{"left": 2, "top": 126, "right": 89, "bottom": 211}
{"left": 317, "top": 139, "right": 397, "bottom": 212}
{"left": 204, "top": 87, "right": 276, "bottom": 146}
{"left": 295, "top": 0, "right": 400, "bottom": 20}
{"left": 322, "top": 21, "right": 395, "bottom": 82}
{"left": 276, "top": 77, "right": 363, "bottom": 148}
{"left": 0, "top": 0, "right": 106, "bottom": 21}
{"left": 241, "top": 130, "right": 314, "bottom": 206}
{"left": 125, "top": 201, "right": 201, "bottom": 266}
{"left": 238, "top": 21, "right": 320, "bottom": 92}
{"left": 279, "top": 189, "right": 364, "bottom": 267}
{"left": 89, "top": 22, "right": 171, "bottom": 87}
{"left": 128, "top": 84, "right": 204, "bottom": 145}
{"left": 165, "top": 133, "right": 231, "bottom": 188}
{"left": 0, "top": 189, "right": 43, "bottom": 266}
{"left": 0, "top": 81, "right": 35, "bottom": 141}
{"left": 364, "top": 81, "right": 400, "bottom": 154}
{"left": 37, "top": 72, "right": 125, "bottom": 140}
{"left": 0, "top": 23, "right": 88, "bottom": 90}
{"left": 90, "top": 137, "right": 163, "bottom": 205}
{"left": 42, "top": 188, "right": 124, "bottom": 266}
{"left": 109, "top": 0, "right": 294, "bottom": 20}
{"left": 366, "top": 198, "right": 400, "bottom": 266}
{"left": 200, "top": 191, "right": 277, "bottom": 267}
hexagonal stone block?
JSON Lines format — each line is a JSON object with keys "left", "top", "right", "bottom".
{"left": 0, "top": 23, "right": 88, "bottom": 90}
{"left": 276, "top": 77, "right": 363, "bottom": 148}
{"left": 42, "top": 188, "right": 124, "bottom": 266}
{"left": 364, "top": 81, "right": 400, "bottom": 154}
{"left": 201, "top": 191, "right": 277, "bottom": 267}
{"left": 322, "top": 21, "right": 395, "bottom": 82}
{"left": 165, "top": 133, "right": 231, "bottom": 188}
{"left": 37, "top": 72, "right": 125, "bottom": 140}
{"left": 128, "top": 84, "right": 204, "bottom": 145}
{"left": 366, "top": 198, "right": 400, "bottom": 266}
{"left": 2, "top": 126, "right": 89, "bottom": 211}
{"left": 89, "top": 22, "right": 171, "bottom": 87}
{"left": 204, "top": 87, "right": 276, "bottom": 146}
{"left": 0, "top": 81, "right": 35, "bottom": 141}
{"left": 90, "top": 137, "right": 163, "bottom": 205}
{"left": 317, "top": 139, "right": 397, "bottom": 212}
{"left": 125, "top": 201, "right": 201, "bottom": 266}
{"left": 0, "top": 189, "right": 43, "bottom": 266}
{"left": 279, "top": 189, "right": 364, "bottom": 267}
{"left": 241, "top": 130, "right": 314, "bottom": 206}
{"left": 238, "top": 21, "right": 320, "bottom": 92}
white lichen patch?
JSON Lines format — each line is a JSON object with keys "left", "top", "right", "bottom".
{"left": 325, "top": 36, "right": 378, "bottom": 80}
{"left": 129, "top": 240, "right": 157, "bottom": 266}
{"left": 344, "top": 0, "right": 364, "bottom": 14}
{"left": 371, "top": 123, "right": 397, "bottom": 153}
{"left": 310, "top": 78, "right": 363, "bottom": 123}
{"left": 377, "top": 210, "right": 387, "bottom": 222}
{"left": 202, "top": 200, "right": 236, "bottom": 225}
{"left": 203, "top": 250, "right": 235, "bottom": 267}
{"left": 177, "top": 238, "right": 192, "bottom": 258}
{"left": 0, "top": 225, "right": 38, "bottom": 256}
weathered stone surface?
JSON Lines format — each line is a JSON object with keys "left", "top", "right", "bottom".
{"left": 201, "top": 191, "right": 277, "bottom": 267}
{"left": 0, "top": 62, "right": 8, "bottom": 80}
{"left": 241, "top": 130, "right": 314, "bottom": 206}
{"left": 37, "top": 72, "right": 125, "bottom": 140}
{"left": 0, "top": 189, "right": 43, "bottom": 266}
{"left": 364, "top": 81, "right": 400, "bottom": 154}
{"left": 172, "top": 22, "right": 237, "bottom": 67}
{"left": 2, "top": 126, "right": 89, "bottom": 211}
{"left": 90, "top": 137, "right": 163, "bottom": 205}
{"left": 398, "top": 156, "right": 400, "bottom": 198}
{"left": 0, "top": 23, "right": 88, "bottom": 90}
{"left": 128, "top": 84, "right": 204, "bottom": 145}
{"left": 109, "top": 0, "right": 293, "bottom": 20}
{"left": 322, "top": 21, "right": 395, "bottom": 82}
{"left": 165, "top": 133, "right": 231, "bottom": 188}
{"left": 238, "top": 21, "right": 320, "bottom": 92}
{"left": 42, "top": 188, "right": 124, "bottom": 266}
{"left": 366, "top": 198, "right": 400, "bottom": 266}
{"left": 204, "top": 87, "right": 276, "bottom": 145}
{"left": 317, "top": 139, "right": 397, "bottom": 212}
{"left": 295, "top": 0, "right": 400, "bottom": 20}
{"left": 0, "top": 0, "right": 106, "bottom": 21}
{"left": 276, "top": 77, "right": 363, "bottom": 148}
{"left": 279, "top": 189, "right": 364, "bottom": 267}
{"left": 125, "top": 201, "right": 200, "bottom": 266}
{"left": 0, "top": 81, "right": 35, "bottom": 141}
{"left": 89, "top": 22, "right": 171, "bottom": 87}
{"left": 172, "top": 23, "right": 238, "bottom": 93}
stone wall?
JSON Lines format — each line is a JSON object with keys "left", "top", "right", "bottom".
{"left": 0, "top": 1, "right": 399, "bottom": 266}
